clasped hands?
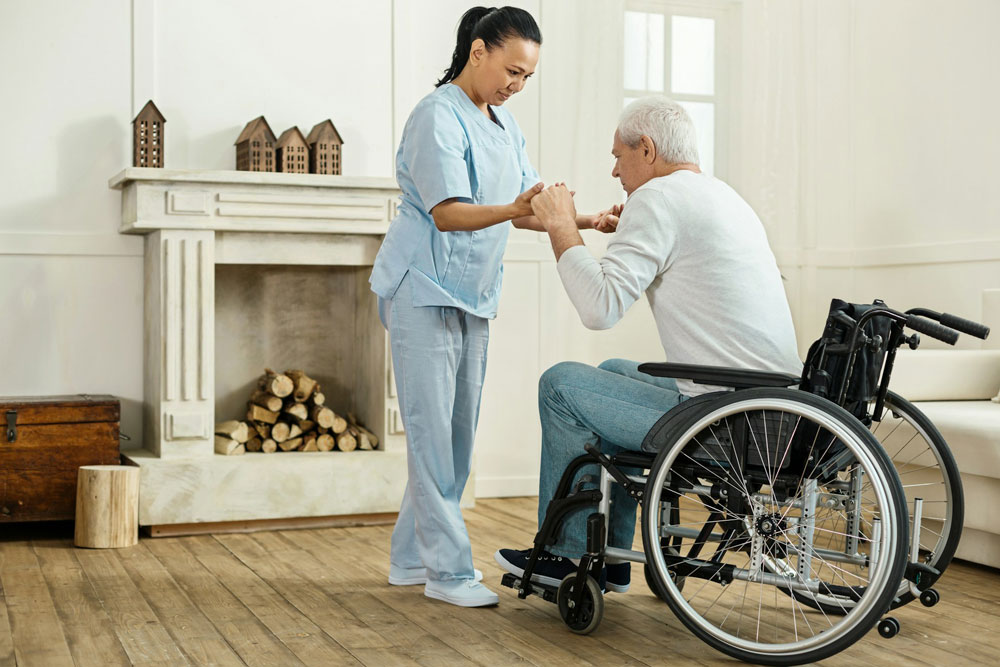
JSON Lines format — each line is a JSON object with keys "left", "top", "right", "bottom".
{"left": 515, "top": 182, "right": 622, "bottom": 233}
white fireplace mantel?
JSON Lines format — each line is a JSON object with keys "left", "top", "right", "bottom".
{"left": 110, "top": 168, "right": 428, "bottom": 529}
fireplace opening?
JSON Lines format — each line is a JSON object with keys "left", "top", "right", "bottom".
{"left": 214, "top": 264, "right": 386, "bottom": 454}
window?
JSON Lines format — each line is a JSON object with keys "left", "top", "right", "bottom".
{"left": 624, "top": 1, "right": 735, "bottom": 178}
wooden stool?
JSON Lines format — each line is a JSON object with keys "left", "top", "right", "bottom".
{"left": 74, "top": 465, "right": 140, "bottom": 548}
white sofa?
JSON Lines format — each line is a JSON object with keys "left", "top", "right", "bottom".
{"left": 888, "top": 290, "right": 1000, "bottom": 568}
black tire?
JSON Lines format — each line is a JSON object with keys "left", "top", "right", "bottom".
{"left": 641, "top": 388, "right": 909, "bottom": 666}
{"left": 877, "top": 616, "right": 900, "bottom": 638}
{"left": 874, "top": 392, "right": 963, "bottom": 606}
{"left": 919, "top": 588, "right": 940, "bottom": 607}
{"left": 556, "top": 574, "right": 604, "bottom": 634}
{"left": 644, "top": 562, "right": 683, "bottom": 601}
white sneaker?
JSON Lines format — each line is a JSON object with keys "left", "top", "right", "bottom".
{"left": 424, "top": 578, "right": 499, "bottom": 607}
{"left": 388, "top": 565, "right": 483, "bottom": 586}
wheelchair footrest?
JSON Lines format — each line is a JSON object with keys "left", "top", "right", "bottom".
{"left": 501, "top": 573, "right": 558, "bottom": 604}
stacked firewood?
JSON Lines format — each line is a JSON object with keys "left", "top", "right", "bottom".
{"left": 214, "top": 369, "right": 379, "bottom": 455}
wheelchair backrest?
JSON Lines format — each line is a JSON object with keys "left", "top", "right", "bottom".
{"left": 798, "top": 299, "right": 893, "bottom": 424}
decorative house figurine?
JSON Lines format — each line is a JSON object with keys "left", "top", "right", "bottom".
{"left": 275, "top": 126, "right": 310, "bottom": 173}
{"left": 235, "top": 116, "right": 277, "bottom": 171}
{"left": 132, "top": 100, "right": 165, "bottom": 168}
{"left": 306, "top": 119, "right": 344, "bottom": 175}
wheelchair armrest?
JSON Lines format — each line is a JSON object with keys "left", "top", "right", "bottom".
{"left": 637, "top": 362, "right": 800, "bottom": 390}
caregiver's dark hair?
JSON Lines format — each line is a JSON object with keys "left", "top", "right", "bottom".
{"left": 435, "top": 6, "right": 542, "bottom": 87}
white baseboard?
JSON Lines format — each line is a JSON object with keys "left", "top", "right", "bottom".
{"left": 475, "top": 475, "right": 539, "bottom": 498}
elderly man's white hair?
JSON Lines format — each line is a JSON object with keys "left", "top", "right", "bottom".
{"left": 617, "top": 96, "right": 699, "bottom": 165}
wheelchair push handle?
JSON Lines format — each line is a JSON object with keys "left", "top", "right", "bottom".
{"left": 905, "top": 314, "right": 959, "bottom": 345}
{"left": 934, "top": 312, "right": 989, "bottom": 340}
{"left": 906, "top": 306, "right": 989, "bottom": 340}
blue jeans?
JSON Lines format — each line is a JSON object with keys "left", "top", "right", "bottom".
{"left": 537, "top": 359, "right": 687, "bottom": 557}
{"left": 378, "top": 273, "right": 489, "bottom": 581}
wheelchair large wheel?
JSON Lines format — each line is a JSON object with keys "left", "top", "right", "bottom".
{"left": 872, "top": 391, "right": 963, "bottom": 606}
{"left": 789, "top": 391, "right": 965, "bottom": 614}
{"left": 641, "top": 388, "right": 908, "bottom": 666}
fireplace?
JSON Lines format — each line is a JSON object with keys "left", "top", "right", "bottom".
{"left": 110, "top": 168, "right": 430, "bottom": 529}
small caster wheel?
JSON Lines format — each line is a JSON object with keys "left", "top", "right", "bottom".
{"left": 919, "top": 588, "right": 940, "bottom": 607}
{"left": 877, "top": 616, "right": 900, "bottom": 639}
{"left": 557, "top": 573, "right": 604, "bottom": 635}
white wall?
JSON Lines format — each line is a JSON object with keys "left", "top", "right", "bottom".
{"left": 0, "top": 0, "right": 658, "bottom": 498}
{"left": 733, "top": 0, "right": 1000, "bottom": 353}
{"left": 0, "top": 0, "right": 394, "bottom": 446}
{"left": 0, "top": 0, "right": 144, "bottom": 439}
{"left": 4, "top": 0, "right": 997, "bottom": 500}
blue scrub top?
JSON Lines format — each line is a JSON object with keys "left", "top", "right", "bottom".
{"left": 370, "top": 83, "right": 540, "bottom": 319}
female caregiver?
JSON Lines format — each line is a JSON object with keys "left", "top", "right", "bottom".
{"left": 370, "top": 6, "right": 603, "bottom": 607}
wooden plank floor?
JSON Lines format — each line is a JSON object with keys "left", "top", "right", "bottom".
{"left": 2, "top": 496, "right": 998, "bottom": 666}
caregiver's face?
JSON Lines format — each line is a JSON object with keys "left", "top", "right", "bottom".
{"left": 474, "top": 37, "right": 539, "bottom": 106}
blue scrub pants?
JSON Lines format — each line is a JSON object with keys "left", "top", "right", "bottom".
{"left": 379, "top": 273, "right": 489, "bottom": 582}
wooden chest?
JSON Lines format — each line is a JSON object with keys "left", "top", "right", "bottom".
{"left": 1, "top": 395, "right": 121, "bottom": 522}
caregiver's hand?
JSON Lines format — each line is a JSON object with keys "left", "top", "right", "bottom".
{"left": 512, "top": 182, "right": 545, "bottom": 218}
{"left": 593, "top": 203, "right": 623, "bottom": 233}
{"left": 530, "top": 184, "right": 577, "bottom": 231}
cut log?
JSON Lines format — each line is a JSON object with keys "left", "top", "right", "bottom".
{"left": 215, "top": 420, "right": 249, "bottom": 443}
{"left": 312, "top": 391, "right": 326, "bottom": 406}
{"left": 345, "top": 413, "right": 379, "bottom": 449}
{"left": 336, "top": 432, "right": 357, "bottom": 452}
{"left": 250, "top": 389, "right": 283, "bottom": 412}
{"left": 302, "top": 433, "right": 318, "bottom": 451}
{"left": 259, "top": 369, "right": 294, "bottom": 398}
{"left": 311, "top": 405, "right": 336, "bottom": 429}
{"left": 347, "top": 424, "right": 375, "bottom": 450}
{"left": 331, "top": 413, "right": 348, "bottom": 434}
{"left": 261, "top": 438, "right": 277, "bottom": 453}
{"left": 358, "top": 426, "right": 379, "bottom": 449}
{"left": 271, "top": 422, "right": 291, "bottom": 443}
{"left": 285, "top": 370, "right": 318, "bottom": 402}
{"left": 215, "top": 435, "right": 244, "bottom": 455}
{"left": 253, "top": 422, "right": 271, "bottom": 439}
{"left": 298, "top": 420, "right": 316, "bottom": 433}
{"left": 74, "top": 465, "right": 140, "bottom": 549}
{"left": 287, "top": 423, "right": 303, "bottom": 440}
{"left": 245, "top": 436, "right": 263, "bottom": 452}
{"left": 284, "top": 401, "right": 309, "bottom": 421}
{"left": 317, "top": 433, "right": 335, "bottom": 452}
{"left": 357, "top": 431, "right": 375, "bottom": 450}
{"left": 279, "top": 436, "right": 302, "bottom": 452}
{"left": 247, "top": 404, "right": 279, "bottom": 424}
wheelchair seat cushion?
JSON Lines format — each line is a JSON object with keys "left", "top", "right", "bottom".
{"left": 638, "top": 362, "right": 800, "bottom": 390}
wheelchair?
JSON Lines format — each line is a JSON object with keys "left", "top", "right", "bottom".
{"left": 500, "top": 299, "right": 989, "bottom": 665}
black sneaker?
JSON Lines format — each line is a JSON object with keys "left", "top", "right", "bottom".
{"left": 494, "top": 548, "right": 576, "bottom": 587}
{"left": 606, "top": 562, "right": 631, "bottom": 593}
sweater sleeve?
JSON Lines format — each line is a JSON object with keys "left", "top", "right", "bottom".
{"left": 556, "top": 188, "right": 676, "bottom": 330}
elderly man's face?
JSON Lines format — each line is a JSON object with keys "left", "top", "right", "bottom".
{"left": 611, "top": 131, "right": 652, "bottom": 197}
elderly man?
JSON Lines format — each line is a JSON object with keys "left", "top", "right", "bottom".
{"left": 494, "top": 96, "right": 801, "bottom": 593}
